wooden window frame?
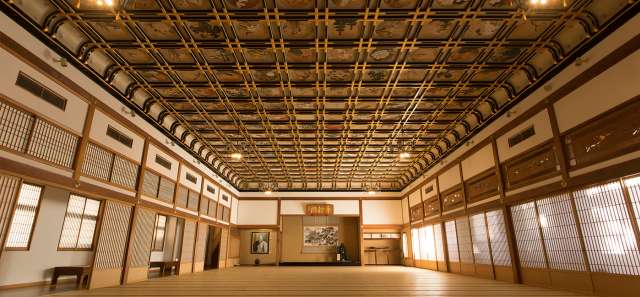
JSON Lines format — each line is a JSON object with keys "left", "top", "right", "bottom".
{"left": 57, "top": 194, "right": 102, "bottom": 251}
{"left": 4, "top": 183, "right": 44, "bottom": 251}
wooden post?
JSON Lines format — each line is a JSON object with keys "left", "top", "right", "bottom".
{"left": 359, "top": 199, "right": 364, "bottom": 266}
{"left": 72, "top": 105, "right": 95, "bottom": 181}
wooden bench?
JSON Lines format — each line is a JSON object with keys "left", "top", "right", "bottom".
{"left": 149, "top": 260, "right": 180, "bottom": 276}
{"left": 51, "top": 265, "right": 91, "bottom": 288}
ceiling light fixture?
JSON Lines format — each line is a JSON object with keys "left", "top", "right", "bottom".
{"left": 364, "top": 182, "right": 381, "bottom": 195}
{"left": 226, "top": 140, "right": 248, "bottom": 161}
{"left": 260, "top": 182, "right": 278, "bottom": 195}
{"left": 394, "top": 137, "right": 415, "bottom": 160}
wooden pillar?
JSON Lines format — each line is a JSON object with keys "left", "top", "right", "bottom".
{"left": 359, "top": 199, "right": 364, "bottom": 266}
{"left": 72, "top": 105, "right": 95, "bottom": 181}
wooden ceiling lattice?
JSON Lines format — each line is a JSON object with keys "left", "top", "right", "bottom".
{"left": 3, "top": 0, "right": 637, "bottom": 191}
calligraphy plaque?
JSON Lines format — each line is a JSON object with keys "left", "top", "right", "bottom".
{"left": 305, "top": 204, "right": 334, "bottom": 216}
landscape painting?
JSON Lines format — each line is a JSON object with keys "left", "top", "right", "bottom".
{"left": 303, "top": 226, "right": 338, "bottom": 247}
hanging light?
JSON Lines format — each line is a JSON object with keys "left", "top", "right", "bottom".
{"left": 227, "top": 140, "right": 247, "bottom": 161}
{"left": 230, "top": 152, "right": 243, "bottom": 160}
{"left": 394, "top": 137, "right": 414, "bottom": 160}
{"left": 260, "top": 182, "right": 278, "bottom": 195}
{"left": 364, "top": 182, "right": 380, "bottom": 195}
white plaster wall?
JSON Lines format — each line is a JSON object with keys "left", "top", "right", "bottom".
{"left": 280, "top": 200, "right": 360, "bottom": 215}
{"left": 230, "top": 198, "right": 239, "bottom": 224}
{"left": 362, "top": 200, "right": 402, "bottom": 225}
{"left": 178, "top": 164, "right": 202, "bottom": 193}
{"left": 420, "top": 179, "right": 439, "bottom": 200}
{"left": 237, "top": 200, "right": 278, "bottom": 225}
{"left": 0, "top": 186, "right": 93, "bottom": 286}
{"left": 401, "top": 198, "right": 410, "bottom": 224}
{"left": 89, "top": 110, "right": 144, "bottom": 163}
{"left": 202, "top": 178, "right": 219, "bottom": 200}
{"left": 496, "top": 110, "right": 553, "bottom": 162}
{"left": 0, "top": 48, "right": 88, "bottom": 134}
{"left": 146, "top": 144, "right": 179, "bottom": 180}
{"left": 461, "top": 144, "right": 495, "bottom": 180}
{"left": 555, "top": 49, "right": 640, "bottom": 132}
{"left": 438, "top": 164, "right": 461, "bottom": 192}
{"left": 219, "top": 190, "right": 232, "bottom": 207}
{"left": 408, "top": 190, "right": 421, "bottom": 207}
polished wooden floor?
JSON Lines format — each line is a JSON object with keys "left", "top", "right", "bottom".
{"left": 48, "top": 266, "right": 591, "bottom": 296}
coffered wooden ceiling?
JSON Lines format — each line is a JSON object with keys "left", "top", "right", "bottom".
{"left": 2, "top": 0, "right": 637, "bottom": 191}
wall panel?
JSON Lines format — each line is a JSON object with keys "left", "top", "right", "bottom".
{"left": 193, "top": 222, "right": 208, "bottom": 273}
{"left": 362, "top": 200, "right": 402, "bottom": 225}
{"left": 126, "top": 207, "right": 156, "bottom": 284}
{"left": 179, "top": 220, "right": 196, "bottom": 274}
{"left": 0, "top": 174, "right": 20, "bottom": 260}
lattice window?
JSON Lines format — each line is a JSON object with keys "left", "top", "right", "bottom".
{"left": 93, "top": 201, "right": 132, "bottom": 270}
{"left": 485, "top": 209, "right": 511, "bottom": 266}
{"left": 157, "top": 177, "right": 175, "bottom": 203}
{"left": 625, "top": 176, "right": 640, "bottom": 230}
{"left": 470, "top": 213, "right": 492, "bottom": 265}
{"left": 200, "top": 198, "right": 209, "bottom": 214}
{"left": 142, "top": 171, "right": 160, "bottom": 198}
{"left": 26, "top": 118, "right": 78, "bottom": 168}
{"left": 58, "top": 194, "right": 101, "bottom": 250}
{"left": 208, "top": 200, "right": 217, "bottom": 217}
{"left": 456, "top": 216, "right": 474, "bottom": 265}
{"left": 412, "top": 227, "right": 421, "bottom": 260}
{"left": 187, "top": 190, "right": 200, "bottom": 211}
{"left": 181, "top": 221, "right": 196, "bottom": 262}
{"left": 434, "top": 224, "right": 446, "bottom": 263}
{"left": 574, "top": 181, "right": 640, "bottom": 275}
{"left": 223, "top": 206, "right": 230, "bottom": 222}
{"left": 5, "top": 183, "right": 42, "bottom": 249}
{"left": 0, "top": 100, "right": 34, "bottom": 152}
{"left": 419, "top": 225, "right": 436, "bottom": 261}
{"left": 130, "top": 208, "right": 156, "bottom": 268}
{"left": 110, "top": 155, "right": 138, "bottom": 189}
{"left": 82, "top": 143, "right": 113, "bottom": 181}
{"left": 402, "top": 232, "right": 409, "bottom": 258}
{"left": 216, "top": 203, "right": 224, "bottom": 220}
{"left": 445, "top": 220, "right": 459, "bottom": 262}
{"left": 175, "top": 186, "right": 188, "bottom": 208}
{"left": 511, "top": 201, "right": 547, "bottom": 268}
{"left": 536, "top": 193, "right": 586, "bottom": 271}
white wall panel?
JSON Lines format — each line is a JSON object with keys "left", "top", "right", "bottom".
{"left": 555, "top": 50, "right": 640, "bottom": 133}
{"left": 178, "top": 164, "right": 202, "bottom": 193}
{"left": 438, "top": 164, "right": 461, "bottom": 192}
{"left": 280, "top": 200, "right": 359, "bottom": 215}
{"left": 420, "top": 179, "right": 439, "bottom": 200}
{"left": 237, "top": 200, "right": 278, "bottom": 225}
{"left": 202, "top": 178, "right": 219, "bottom": 200}
{"left": 0, "top": 48, "right": 88, "bottom": 134}
{"left": 362, "top": 200, "right": 402, "bottom": 225}
{"left": 219, "top": 190, "right": 231, "bottom": 207}
{"left": 497, "top": 110, "right": 553, "bottom": 162}
{"left": 408, "top": 190, "right": 422, "bottom": 207}
{"left": 461, "top": 144, "right": 495, "bottom": 180}
{"left": 89, "top": 110, "right": 144, "bottom": 162}
{"left": 401, "top": 198, "right": 410, "bottom": 224}
{"left": 231, "top": 197, "right": 239, "bottom": 224}
{"left": 145, "top": 144, "right": 179, "bottom": 180}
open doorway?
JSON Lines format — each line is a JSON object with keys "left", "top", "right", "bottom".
{"left": 204, "top": 225, "right": 222, "bottom": 270}
{"left": 148, "top": 215, "right": 184, "bottom": 278}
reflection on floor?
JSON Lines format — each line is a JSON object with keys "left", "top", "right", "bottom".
{"left": 47, "top": 266, "right": 592, "bottom": 296}
{"left": 0, "top": 281, "right": 80, "bottom": 297}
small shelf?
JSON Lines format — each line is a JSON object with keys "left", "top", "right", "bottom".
{"left": 363, "top": 232, "right": 401, "bottom": 240}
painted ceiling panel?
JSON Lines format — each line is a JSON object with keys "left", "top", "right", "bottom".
{"left": 3, "top": 0, "right": 636, "bottom": 191}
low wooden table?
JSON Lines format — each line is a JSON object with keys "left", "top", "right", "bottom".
{"left": 149, "top": 260, "right": 180, "bottom": 276}
{"left": 51, "top": 265, "right": 91, "bottom": 289}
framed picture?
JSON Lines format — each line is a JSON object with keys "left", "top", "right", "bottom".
{"left": 250, "top": 232, "right": 270, "bottom": 254}
{"left": 303, "top": 226, "right": 338, "bottom": 247}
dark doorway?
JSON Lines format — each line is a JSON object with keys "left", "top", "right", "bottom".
{"left": 204, "top": 226, "right": 222, "bottom": 270}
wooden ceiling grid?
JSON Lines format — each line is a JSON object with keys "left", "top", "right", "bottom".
{"left": 3, "top": 0, "right": 636, "bottom": 191}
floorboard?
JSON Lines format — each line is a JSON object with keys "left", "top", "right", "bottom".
{"left": 49, "top": 266, "right": 592, "bottom": 296}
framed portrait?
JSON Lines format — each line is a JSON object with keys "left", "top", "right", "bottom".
{"left": 250, "top": 232, "right": 270, "bottom": 254}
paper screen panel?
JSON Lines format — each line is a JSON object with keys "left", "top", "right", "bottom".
{"left": 510, "top": 201, "right": 547, "bottom": 269}
{"left": 445, "top": 220, "right": 459, "bottom": 262}
{"left": 456, "top": 216, "right": 474, "bottom": 265}
{"left": 130, "top": 207, "right": 156, "bottom": 268}
{"left": 470, "top": 213, "right": 491, "bottom": 265}
{"left": 485, "top": 209, "right": 511, "bottom": 266}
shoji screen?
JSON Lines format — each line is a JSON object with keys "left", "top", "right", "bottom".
{"left": 126, "top": 207, "right": 156, "bottom": 284}
{"left": 434, "top": 224, "right": 447, "bottom": 271}
{"left": 412, "top": 228, "right": 421, "bottom": 260}
{"left": 445, "top": 220, "right": 460, "bottom": 272}
{"left": 0, "top": 175, "right": 21, "bottom": 260}
{"left": 193, "top": 222, "right": 208, "bottom": 273}
{"left": 485, "top": 209, "right": 513, "bottom": 282}
{"left": 219, "top": 228, "right": 229, "bottom": 268}
{"left": 179, "top": 220, "right": 197, "bottom": 274}
{"left": 574, "top": 181, "right": 640, "bottom": 276}
{"left": 536, "top": 193, "right": 586, "bottom": 272}
{"left": 624, "top": 177, "right": 640, "bottom": 236}
{"left": 90, "top": 201, "right": 133, "bottom": 289}
{"left": 470, "top": 213, "right": 492, "bottom": 278}
{"left": 456, "top": 216, "right": 475, "bottom": 275}
{"left": 511, "top": 202, "right": 547, "bottom": 269}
